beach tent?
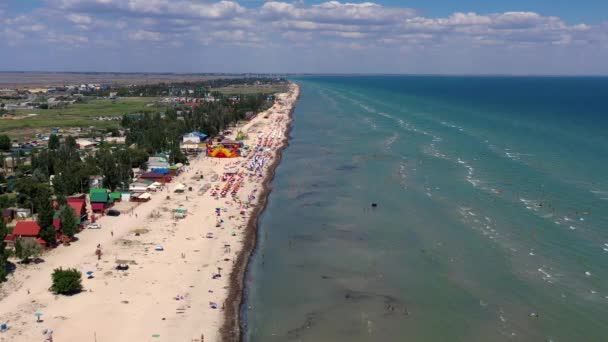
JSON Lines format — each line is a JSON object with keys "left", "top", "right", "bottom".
{"left": 174, "top": 183, "right": 186, "bottom": 193}
{"left": 121, "top": 192, "right": 132, "bottom": 202}
{"left": 206, "top": 144, "right": 240, "bottom": 158}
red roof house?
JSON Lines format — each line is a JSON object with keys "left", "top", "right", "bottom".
{"left": 67, "top": 198, "right": 87, "bottom": 221}
{"left": 12, "top": 221, "right": 41, "bottom": 237}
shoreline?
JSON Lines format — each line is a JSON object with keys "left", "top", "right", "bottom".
{"left": 220, "top": 83, "right": 300, "bottom": 342}
{"left": 0, "top": 82, "right": 300, "bottom": 342}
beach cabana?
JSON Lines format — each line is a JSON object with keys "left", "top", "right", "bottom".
{"left": 89, "top": 188, "right": 109, "bottom": 210}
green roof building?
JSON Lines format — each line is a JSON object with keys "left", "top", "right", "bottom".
{"left": 89, "top": 188, "right": 109, "bottom": 203}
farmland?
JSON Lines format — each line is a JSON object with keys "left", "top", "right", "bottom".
{"left": 0, "top": 97, "right": 161, "bottom": 137}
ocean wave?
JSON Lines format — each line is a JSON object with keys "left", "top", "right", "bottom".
{"left": 439, "top": 120, "right": 465, "bottom": 132}
{"left": 384, "top": 132, "right": 399, "bottom": 151}
{"left": 398, "top": 161, "right": 407, "bottom": 189}
{"left": 457, "top": 158, "right": 484, "bottom": 188}
{"left": 362, "top": 117, "right": 378, "bottom": 130}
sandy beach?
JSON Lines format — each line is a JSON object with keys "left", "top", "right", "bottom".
{"left": 0, "top": 82, "right": 300, "bottom": 342}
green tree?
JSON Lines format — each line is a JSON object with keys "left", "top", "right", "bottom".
{"left": 35, "top": 185, "right": 54, "bottom": 230}
{"left": 59, "top": 205, "right": 78, "bottom": 239}
{"left": 0, "top": 220, "right": 8, "bottom": 281}
{"left": 51, "top": 267, "right": 82, "bottom": 295}
{"left": 48, "top": 134, "right": 60, "bottom": 150}
{"left": 14, "top": 238, "right": 42, "bottom": 263}
{"left": 0, "top": 134, "right": 10, "bottom": 151}
{"left": 39, "top": 226, "right": 56, "bottom": 247}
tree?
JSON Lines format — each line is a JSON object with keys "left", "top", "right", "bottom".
{"left": 39, "top": 226, "right": 56, "bottom": 247}
{"left": 60, "top": 205, "right": 78, "bottom": 239}
{"left": 0, "top": 135, "right": 10, "bottom": 151}
{"left": 51, "top": 267, "right": 82, "bottom": 295}
{"left": 0, "top": 220, "right": 8, "bottom": 281}
{"left": 14, "top": 238, "right": 42, "bottom": 263}
{"left": 48, "top": 134, "right": 60, "bottom": 150}
{"left": 35, "top": 185, "right": 54, "bottom": 231}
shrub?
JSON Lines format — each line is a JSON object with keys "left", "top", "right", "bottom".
{"left": 14, "top": 238, "right": 42, "bottom": 263}
{"left": 51, "top": 268, "right": 82, "bottom": 295}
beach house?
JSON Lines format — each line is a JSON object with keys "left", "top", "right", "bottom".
{"left": 5, "top": 221, "right": 45, "bottom": 248}
{"left": 89, "top": 188, "right": 109, "bottom": 213}
{"left": 182, "top": 131, "right": 208, "bottom": 144}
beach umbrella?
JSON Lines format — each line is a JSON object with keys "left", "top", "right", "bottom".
{"left": 152, "top": 334, "right": 160, "bottom": 338}
{"left": 34, "top": 312, "right": 42, "bottom": 322}
{"left": 86, "top": 271, "right": 94, "bottom": 279}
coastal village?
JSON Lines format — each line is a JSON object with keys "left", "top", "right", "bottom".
{"left": 0, "top": 78, "right": 299, "bottom": 341}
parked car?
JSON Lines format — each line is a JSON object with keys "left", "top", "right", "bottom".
{"left": 87, "top": 223, "right": 102, "bottom": 229}
{"left": 107, "top": 209, "right": 121, "bottom": 216}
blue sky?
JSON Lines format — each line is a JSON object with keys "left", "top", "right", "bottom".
{"left": 1, "top": 1, "right": 607, "bottom": 74}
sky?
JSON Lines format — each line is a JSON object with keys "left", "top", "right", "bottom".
{"left": 1, "top": 0, "right": 607, "bottom": 75}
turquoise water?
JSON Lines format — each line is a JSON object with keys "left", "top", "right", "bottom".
{"left": 243, "top": 76, "right": 608, "bottom": 341}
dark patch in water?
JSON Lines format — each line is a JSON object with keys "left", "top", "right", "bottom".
{"left": 300, "top": 201, "right": 323, "bottom": 208}
{"left": 343, "top": 289, "right": 410, "bottom": 317}
{"left": 329, "top": 228, "right": 370, "bottom": 243}
{"left": 295, "top": 191, "right": 318, "bottom": 200}
{"left": 336, "top": 164, "right": 357, "bottom": 171}
{"left": 291, "top": 234, "right": 322, "bottom": 243}
{"left": 286, "top": 312, "right": 319, "bottom": 340}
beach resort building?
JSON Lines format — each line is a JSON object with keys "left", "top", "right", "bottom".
{"left": 90, "top": 188, "right": 110, "bottom": 213}
{"left": 4, "top": 221, "right": 45, "bottom": 248}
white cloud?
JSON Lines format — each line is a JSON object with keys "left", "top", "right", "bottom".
{"left": 1, "top": 1, "right": 607, "bottom": 73}
{"left": 128, "top": 30, "right": 162, "bottom": 41}
{"left": 67, "top": 13, "right": 92, "bottom": 25}
{"left": 260, "top": 1, "right": 415, "bottom": 25}
{"left": 51, "top": 0, "right": 245, "bottom": 20}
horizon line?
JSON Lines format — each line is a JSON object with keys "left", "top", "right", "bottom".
{"left": 1, "top": 70, "right": 608, "bottom": 78}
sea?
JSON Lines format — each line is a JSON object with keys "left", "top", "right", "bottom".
{"left": 242, "top": 76, "right": 608, "bottom": 341}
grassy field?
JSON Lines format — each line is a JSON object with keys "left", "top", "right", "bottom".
{"left": 1, "top": 97, "right": 161, "bottom": 137}
{"left": 211, "top": 84, "right": 289, "bottom": 95}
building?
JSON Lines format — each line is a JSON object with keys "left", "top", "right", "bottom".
{"left": 67, "top": 198, "right": 88, "bottom": 222}
{"left": 140, "top": 172, "right": 172, "bottom": 183}
{"left": 182, "top": 132, "right": 208, "bottom": 144}
{"left": 75, "top": 138, "right": 97, "bottom": 150}
{"left": 89, "top": 188, "right": 109, "bottom": 212}
{"left": 105, "top": 137, "right": 126, "bottom": 144}
{"left": 5, "top": 221, "right": 45, "bottom": 247}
